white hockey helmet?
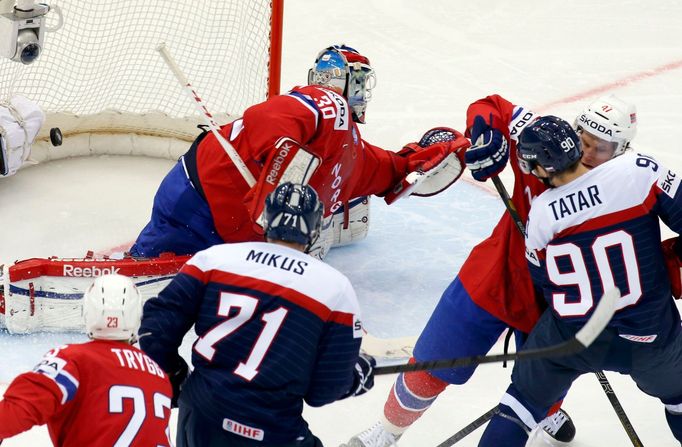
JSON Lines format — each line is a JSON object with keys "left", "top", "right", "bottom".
{"left": 83, "top": 274, "right": 143, "bottom": 343}
{"left": 574, "top": 94, "right": 637, "bottom": 156}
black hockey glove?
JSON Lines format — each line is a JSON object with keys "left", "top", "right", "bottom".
{"left": 347, "top": 353, "right": 376, "bottom": 397}
{"left": 169, "top": 357, "right": 190, "bottom": 408}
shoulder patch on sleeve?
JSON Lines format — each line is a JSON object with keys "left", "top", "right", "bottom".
{"left": 509, "top": 106, "right": 538, "bottom": 142}
{"left": 32, "top": 346, "right": 79, "bottom": 404}
{"left": 658, "top": 168, "right": 680, "bottom": 198}
{"left": 353, "top": 315, "right": 363, "bottom": 339}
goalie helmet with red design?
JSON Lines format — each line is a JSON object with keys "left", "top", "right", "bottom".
{"left": 83, "top": 273, "right": 143, "bottom": 343}
{"left": 308, "top": 44, "right": 376, "bottom": 123}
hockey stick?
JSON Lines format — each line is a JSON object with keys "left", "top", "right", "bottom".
{"left": 374, "top": 287, "right": 618, "bottom": 375}
{"left": 435, "top": 405, "right": 500, "bottom": 446}
{"left": 491, "top": 174, "right": 644, "bottom": 447}
{"left": 156, "top": 42, "right": 257, "bottom": 187}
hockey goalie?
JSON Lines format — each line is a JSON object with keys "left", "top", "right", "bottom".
{"left": 0, "top": 45, "right": 470, "bottom": 334}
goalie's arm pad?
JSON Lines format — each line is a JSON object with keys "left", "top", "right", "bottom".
{"left": 662, "top": 237, "right": 682, "bottom": 299}
{"left": 384, "top": 128, "right": 470, "bottom": 204}
{"left": 244, "top": 137, "right": 320, "bottom": 233}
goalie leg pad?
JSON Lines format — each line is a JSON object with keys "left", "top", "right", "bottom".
{"left": 331, "top": 196, "right": 370, "bottom": 247}
{"left": 308, "top": 196, "right": 370, "bottom": 259}
{"left": 1, "top": 254, "right": 188, "bottom": 333}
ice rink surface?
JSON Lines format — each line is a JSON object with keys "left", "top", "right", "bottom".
{"left": 2, "top": 0, "right": 682, "bottom": 445}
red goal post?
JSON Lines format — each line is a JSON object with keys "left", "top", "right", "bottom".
{"left": 0, "top": 0, "right": 283, "bottom": 164}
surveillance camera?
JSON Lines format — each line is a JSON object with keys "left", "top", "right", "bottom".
{"left": 15, "top": 27, "right": 40, "bottom": 63}
{"left": 0, "top": 1, "right": 48, "bottom": 65}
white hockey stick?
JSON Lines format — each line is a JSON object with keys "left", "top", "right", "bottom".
{"left": 156, "top": 42, "right": 256, "bottom": 187}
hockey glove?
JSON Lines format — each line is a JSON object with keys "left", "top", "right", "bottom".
{"left": 169, "top": 357, "right": 190, "bottom": 408}
{"left": 465, "top": 114, "right": 509, "bottom": 181}
{"left": 662, "top": 237, "right": 682, "bottom": 299}
{"left": 347, "top": 353, "right": 376, "bottom": 397}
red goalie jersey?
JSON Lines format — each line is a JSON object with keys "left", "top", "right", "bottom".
{"left": 192, "top": 84, "right": 409, "bottom": 241}
{"left": 0, "top": 340, "right": 172, "bottom": 446}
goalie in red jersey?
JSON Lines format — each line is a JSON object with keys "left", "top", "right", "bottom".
{"left": 0, "top": 44, "right": 470, "bottom": 335}
{"left": 130, "top": 44, "right": 470, "bottom": 260}
{"left": 0, "top": 274, "right": 172, "bottom": 446}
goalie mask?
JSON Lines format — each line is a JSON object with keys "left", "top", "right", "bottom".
{"left": 574, "top": 94, "right": 637, "bottom": 156}
{"left": 264, "top": 182, "right": 323, "bottom": 252}
{"left": 308, "top": 44, "right": 376, "bottom": 124}
{"left": 83, "top": 274, "right": 143, "bottom": 343}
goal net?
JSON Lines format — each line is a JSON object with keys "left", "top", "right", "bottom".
{"left": 0, "top": 1, "right": 283, "bottom": 333}
{"left": 0, "top": 0, "right": 283, "bottom": 160}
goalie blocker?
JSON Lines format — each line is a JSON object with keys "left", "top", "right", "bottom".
{"left": 0, "top": 253, "right": 189, "bottom": 334}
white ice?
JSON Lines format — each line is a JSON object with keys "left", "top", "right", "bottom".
{"left": 2, "top": 0, "right": 682, "bottom": 445}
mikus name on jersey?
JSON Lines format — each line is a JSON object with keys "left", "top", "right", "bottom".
{"left": 246, "top": 250, "right": 308, "bottom": 275}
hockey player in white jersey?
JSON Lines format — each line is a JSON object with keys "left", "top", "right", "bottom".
{"left": 342, "top": 95, "right": 641, "bottom": 447}
{"left": 478, "top": 116, "right": 682, "bottom": 446}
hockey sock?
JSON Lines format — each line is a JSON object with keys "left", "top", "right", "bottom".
{"left": 478, "top": 411, "right": 529, "bottom": 447}
{"left": 479, "top": 386, "right": 550, "bottom": 447}
{"left": 383, "top": 361, "right": 448, "bottom": 432}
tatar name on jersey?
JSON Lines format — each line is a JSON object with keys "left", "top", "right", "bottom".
{"left": 526, "top": 153, "right": 669, "bottom": 253}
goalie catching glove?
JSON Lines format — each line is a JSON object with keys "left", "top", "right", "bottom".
{"left": 385, "top": 127, "right": 469, "bottom": 204}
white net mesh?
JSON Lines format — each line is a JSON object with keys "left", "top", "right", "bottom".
{"left": 0, "top": 0, "right": 278, "bottom": 118}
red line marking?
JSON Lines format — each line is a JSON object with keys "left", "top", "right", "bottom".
{"left": 535, "top": 58, "right": 682, "bottom": 113}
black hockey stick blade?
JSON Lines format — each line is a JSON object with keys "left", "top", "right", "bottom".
{"left": 374, "top": 287, "right": 619, "bottom": 375}
{"left": 435, "top": 405, "right": 500, "bottom": 446}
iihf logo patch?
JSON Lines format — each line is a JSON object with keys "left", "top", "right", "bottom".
{"left": 222, "top": 417, "right": 265, "bottom": 441}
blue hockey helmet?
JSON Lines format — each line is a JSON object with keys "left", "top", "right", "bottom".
{"left": 264, "top": 182, "right": 323, "bottom": 251}
{"left": 517, "top": 116, "right": 583, "bottom": 175}
{"left": 308, "top": 44, "right": 376, "bottom": 124}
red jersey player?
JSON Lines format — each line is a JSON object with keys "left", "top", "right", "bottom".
{"left": 0, "top": 274, "right": 172, "bottom": 446}
{"left": 130, "top": 44, "right": 470, "bottom": 260}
